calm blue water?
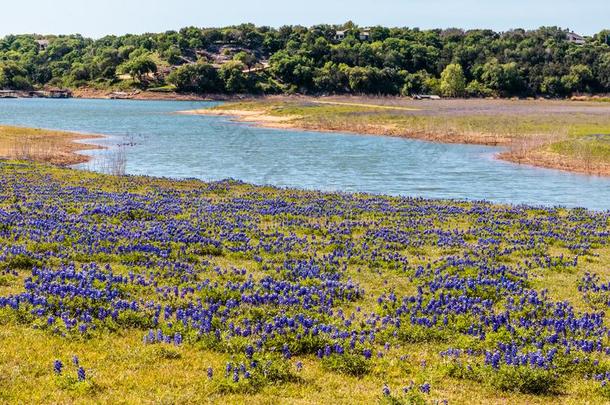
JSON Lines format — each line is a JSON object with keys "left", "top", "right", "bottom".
{"left": 0, "top": 98, "right": 609, "bottom": 210}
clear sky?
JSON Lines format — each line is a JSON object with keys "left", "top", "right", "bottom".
{"left": 1, "top": 0, "right": 607, "bottom": 38}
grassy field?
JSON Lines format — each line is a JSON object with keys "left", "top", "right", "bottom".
{"left": 1, "top": 161, "right": 610, "bottom": 404}
{"left": 190, "top": 97, "right": 610, "bottom": 176}
{"left": 0, "top": 125, "right": 101, "bottom": 166}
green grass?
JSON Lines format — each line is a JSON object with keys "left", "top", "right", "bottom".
{"left": 551, "top": 136, "right": 610, "bottom": 162}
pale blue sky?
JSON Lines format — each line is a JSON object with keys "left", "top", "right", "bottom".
{"left": 1, "top": 0, "right": 607, "bottom": 38}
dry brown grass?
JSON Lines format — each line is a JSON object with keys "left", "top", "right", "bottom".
{"left": 500, "top": 144, "right": 610, "bottom": 176}
{"left": 0, "top": 125, "right": 103, "bottom": 166}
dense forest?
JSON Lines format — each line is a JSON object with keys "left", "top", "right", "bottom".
{"left": 1, "top": 23, "right": 609, "bottom": 97}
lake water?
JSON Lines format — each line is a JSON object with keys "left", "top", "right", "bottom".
{"left": 0, "top": 98, "right": 609, "bottom": 210}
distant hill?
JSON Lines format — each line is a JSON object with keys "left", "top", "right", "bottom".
{"left": 0, "top": 24, "right": 609, "bottom": 97}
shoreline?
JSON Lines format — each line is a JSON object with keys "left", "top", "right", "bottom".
{"left": 179, "top": 100, "right": 610, "bottom": 177}
{"left": 3, "top": 96, "right": 609, "bottom": 177}
{"left": 176, "top": 107, "right": 512, "bottom": 146}
{"left": 0, "top": 125, "right": 104, "bottom": 166}
{"left": 71, "top": 88, "right": 247, "bottom": 102}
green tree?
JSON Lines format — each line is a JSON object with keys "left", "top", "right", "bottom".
{"left": 481, "top": 60, "right": 524, "bottom": 96}
{"left": 313, "top": 62, "right": 348, "bottom": 93}
{"left": 596, "top": 53, "right": 610, "bottom": 91}
{"left": 540, "top": 76, "right": 565, "bottom": 96}
{"left": 561, "top": 64, "right": 592, "bottom": 94}
{"left": 69, "top": 62, "right": 90, "bottom": 83}
{"left": 0, "top": 26, "right": 609, "bottom": 97}
{"left": 401, "top": 70, "right": 430, "bottom": 96}
{"left": 218, "top": 61, "right": 249, "bottom": 93}
{"left": 234, "top": 51, "right": 257, "bottom": 71}
{"left": 270, "top": 50, "right": 314, "bottom": 89}
{"left": 118, "top": 54, "right": 158, "bottom": 83}
{"left": 0, "top": 61, "right": 31, "bottom": 89}
{"left": 440, "top": 63, "right": 466, "bottom": 97}
{"left": 167, "top": 63, "right": 221, "bottom": 93}
{"left": 465, "top": 80, "right": 493, "bottom": 97}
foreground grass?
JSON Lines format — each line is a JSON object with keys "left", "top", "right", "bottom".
{"left": 0, "top": 125, "right": 101, "bottom": 165}
{"left": 1, "top": 162, "right": 610, "bottom": 404}
{"left": 198, "top": 97, "right": 610, "bottom": 176}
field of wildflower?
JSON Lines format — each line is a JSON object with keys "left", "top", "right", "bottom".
{"left": 1, "top": 161, "right": 609, "bottom": 404}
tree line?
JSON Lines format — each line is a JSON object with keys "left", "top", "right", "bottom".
{"left": 1, "top": 23, "right": 609, "bottom": 97}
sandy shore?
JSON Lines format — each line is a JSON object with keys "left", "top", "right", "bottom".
{"left": 0, "top": 125, "right": 103, "bottom": 166}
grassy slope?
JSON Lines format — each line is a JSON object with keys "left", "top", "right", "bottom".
{"left": 206, "top": 98, "right": 610, "bottom": 176}
{"left": 0, "top": 162, "right": 609, "bottom": 404}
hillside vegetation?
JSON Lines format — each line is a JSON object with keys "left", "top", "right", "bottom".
{"left": 1, "top": 24, "right": 609, "bottom": 97}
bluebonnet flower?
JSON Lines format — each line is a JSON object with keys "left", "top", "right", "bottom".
{"left": 282, "top": 344, "right": 291, "bottom": 359}
{"left": 77, "top": 367, "right": 86, "bottom": 382}
{"left": 0, "top": 163, "right": 609, "bottom": 398}
{"left": 53, "top": 360, "right": 63, "bottom": 374}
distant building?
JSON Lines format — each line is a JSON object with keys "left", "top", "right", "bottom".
{"left": 36, "top": 39, "right": 50, "bottom": 51}
{"left": 334, "top": 30, "right": 348, "bottom": 41}
{"left": 566, "top": 31, "right": 586, "bottom": 45}
{"left": 359, "top": 29, "right": 371, "bottom": 41}
{"left": 334, "top": 28, "right": 371, "bottom": 41}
